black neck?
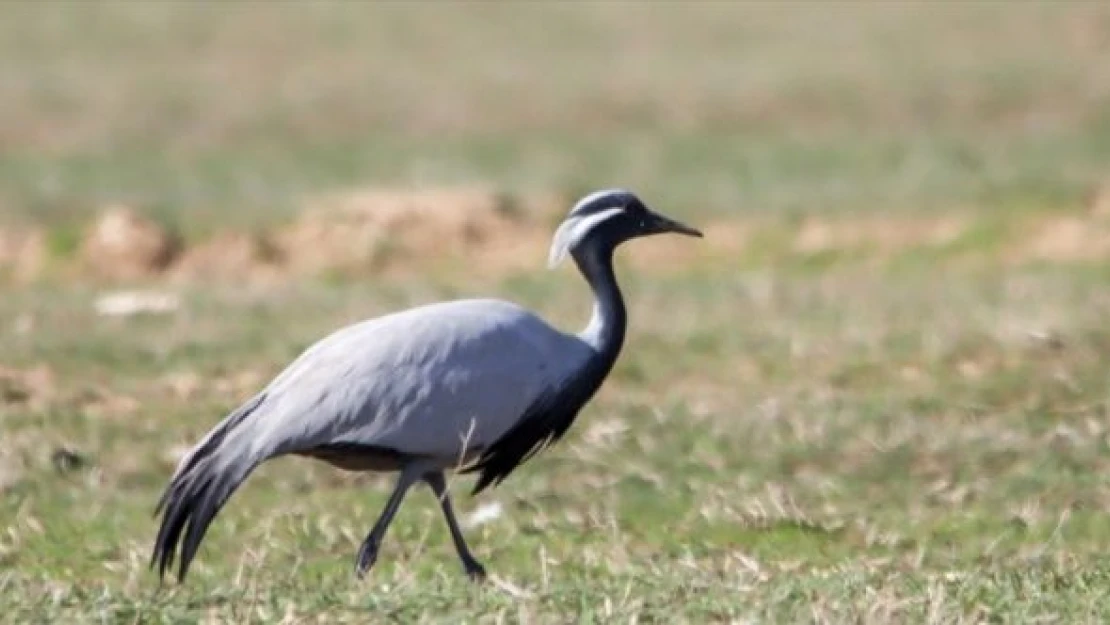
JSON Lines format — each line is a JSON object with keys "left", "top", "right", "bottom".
{"left": 573, "top": 245, "right": 627, "bottom": 364}
{"left": 461, "top": 239, "right": 631, "bottom": 493}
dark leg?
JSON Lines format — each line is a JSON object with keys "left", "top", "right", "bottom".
{"left": 355, "top": 468, "right": 420, "bottom": 578}
{"left": 424, "top": 471, "right": 487, "bottom": 580}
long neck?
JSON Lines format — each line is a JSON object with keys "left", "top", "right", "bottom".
{"left": 573, "top": 245, "right": 627, "bottom": 359}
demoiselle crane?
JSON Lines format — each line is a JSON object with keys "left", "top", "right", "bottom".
{"left": 151, "top": 189, "right": 702, "bottom": 582}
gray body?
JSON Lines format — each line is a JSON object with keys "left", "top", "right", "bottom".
{"left": 151, "top": 189, "right": 702, "bottom": 582}
{"left": 239, "top": 299, "right": 592, "bottom": 467}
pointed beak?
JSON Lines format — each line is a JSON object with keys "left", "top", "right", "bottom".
{"left": 649, "top": 212, "right": 703, "bottom": 238}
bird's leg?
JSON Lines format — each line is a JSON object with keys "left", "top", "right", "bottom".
{"left": 424, "top": 471, "right": 487, "bottom": 581}
{"left": 355, "top": 466, "right": 420, "bottom": 578}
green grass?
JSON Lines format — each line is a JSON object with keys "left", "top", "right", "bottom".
{"left": 5, "top": 262, "right": 1110, "bottom": 622}
{"left": 5, "top": 2, "right": 1110, "bottom": 622}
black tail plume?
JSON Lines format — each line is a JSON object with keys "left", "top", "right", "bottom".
{"left": 151, "top": 394, "right": 266, "bottom": 582}
{"left": 150, "top": 455, "right": 253, "bottom": 582}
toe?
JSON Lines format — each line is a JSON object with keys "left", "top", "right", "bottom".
{"left": 465, "top": 561, "right": 487, "bottom": 582}
{"left": 355, "top": 541, "right": 378, "bottom": 578}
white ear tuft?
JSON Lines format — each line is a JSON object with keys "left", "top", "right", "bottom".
{"left": 547, "top": 218, "right": 575, "bottom": 268}
{"left": 546, "top": 207, "right": 624, "bottom": 269}
{"left": 547, "top": 230, "right": 571, "bottom": 268}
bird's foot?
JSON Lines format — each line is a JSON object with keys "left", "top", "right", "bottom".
{"left": 463, "top": 557, "right": 487, "bottom": 582}
{"left": 355, "top": 539, "right": 379, "bottom": 579}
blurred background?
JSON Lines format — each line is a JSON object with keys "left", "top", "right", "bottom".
{"left": 5, "top": 3, "right": 1110, "bottom": 621}
{"left": 3, "top": 3, "right": 1108, "bottom": 228}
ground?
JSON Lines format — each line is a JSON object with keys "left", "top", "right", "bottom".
{"left": 3, "top": 3, "right": 1110, "bottom": 623}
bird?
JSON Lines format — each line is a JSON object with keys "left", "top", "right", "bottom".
{"left": 150, "top": 188, "right": 702, "bottom": 583}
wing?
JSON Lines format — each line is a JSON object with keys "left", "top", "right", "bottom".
{"left": 243, "top": 299, "right": 592, "bottom": 462}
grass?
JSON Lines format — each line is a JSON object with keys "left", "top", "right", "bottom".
{"left": 5, "top": 261, "right": 1110, "bottom": 622}
{"left": 4, "top": 2, "right": 1110, "bottom": 622}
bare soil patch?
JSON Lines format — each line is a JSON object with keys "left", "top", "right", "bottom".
{"left": 0, "top": 228, "right": 46, "bottom": 284}
{"left": 170, "top": 232, "right": 285, "bottom": 284}
{"left": 78, "top": 206, "right": 180, "bottom": 280}
{"left": 11, "top": 187, "right": 1110, "bottom": 286}
{"left": 0, "top": 364, "right": 55, "bottom": 411}
{"left": 1020, "top": 216, "right": 1110, "bottom": 262}
{"left": 275, "top": 186, "right": 538, "bottom": 275}
{"left": 792, "top": 215, "right": 968, "bottom": 256}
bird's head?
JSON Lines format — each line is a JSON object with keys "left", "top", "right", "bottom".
{"left": 548, "top": 189, "right": 703, "bottom": 268}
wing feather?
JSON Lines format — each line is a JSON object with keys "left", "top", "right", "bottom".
{"left": 249, "top": 299, "right": 592, "bottom": 462}
{"left": 462, "top": 350, "right": 611, "bottom": 494}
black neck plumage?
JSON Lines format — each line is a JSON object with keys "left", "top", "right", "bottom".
{"left": 464, "top": 243, "right": 628, "bottom": 494}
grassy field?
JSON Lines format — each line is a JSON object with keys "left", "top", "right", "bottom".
{"left": 4, "top": 2, "right": 1110, "bottom": 623}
